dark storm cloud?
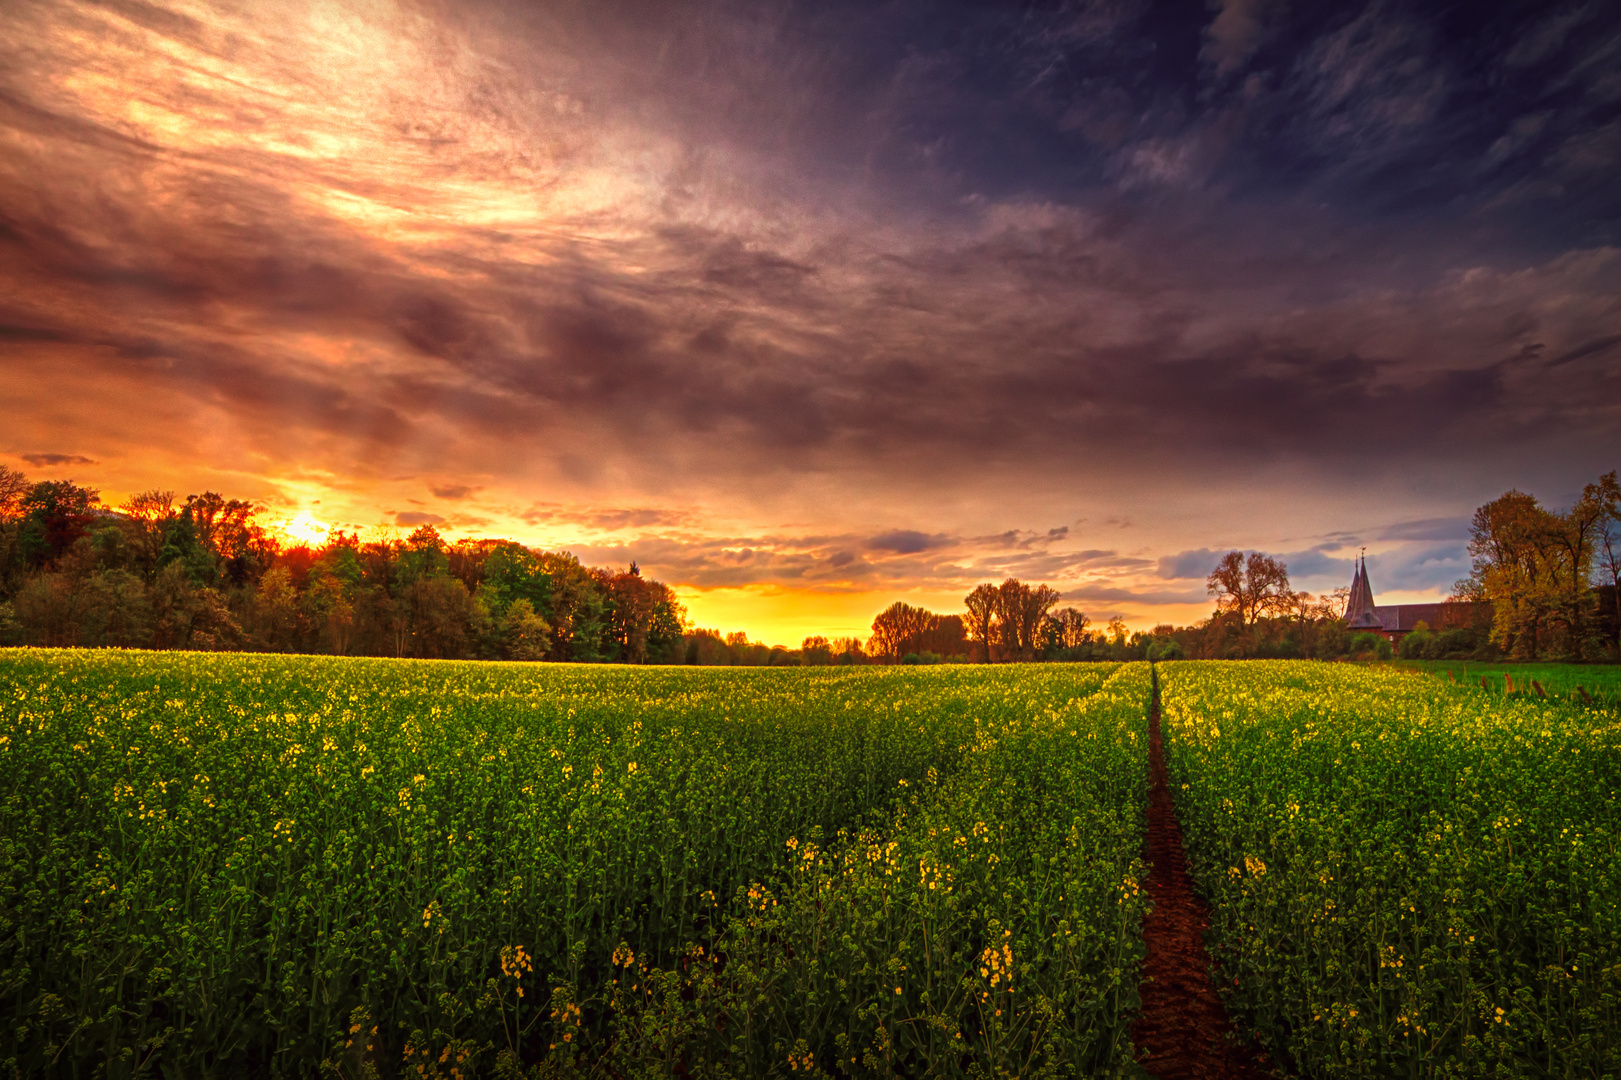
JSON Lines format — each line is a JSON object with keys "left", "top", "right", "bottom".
{"left": 1365, "top": 543, "right": 1470, "bottom": 592}
{"left": 1157, "top": 549, "right": 1222, "bottom": 580}
{"left": 0, "top": 324, "right": 72, "bottom": 343}
{"left": 1151, "top": 528, "right": 1478, "bottom": 600}
{"left": 0, "top": 0, "right": 1616, "bottom": 587}
{"left": 21, "top": 453, "right": 98, "bottom": 466}
{"left": 1275, "top": 547, "right": 1353, "bottom": 582}
{"left": 866, "top": 530, "right": 948, "bottom": 555}
{"left": 1548, "top": 335, "right": 1621, "bottom": 367}
{"left": 1155, "top": 544, "right": 1353, "bottom": 587}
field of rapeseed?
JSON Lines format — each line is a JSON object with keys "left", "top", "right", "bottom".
{"left": 0, "top": 650, "right": 1150, "bottom": 1078}
{"left": 1159, "top": 660, "right": 1621, "bottom": 1079}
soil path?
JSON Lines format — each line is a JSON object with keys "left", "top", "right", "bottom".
{"left": 1132, "top": 670, "right": 1277, "bottom": 1080}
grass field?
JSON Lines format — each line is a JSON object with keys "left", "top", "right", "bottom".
{"left": 1159, "top": 660, "right": 1621, "bottom": 1079}
{"left": 1394, "top": 659, "right": 1621, "bottom": 704}
{"left": 0, "top": 649, "right": 1150, "bottom": 1079}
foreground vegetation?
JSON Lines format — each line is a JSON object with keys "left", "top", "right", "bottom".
{"left": 1397, "top": 659, "right": 1621, "bottom": 704}
{"left": 1160, "top": 660, "right": 1621, "bottom": 1078}
{"left": 0, "top": 650, "right": 1149, "bottom": 1078}
{"left": 12, "top": 645, "right": 1621, "bottom": 1078}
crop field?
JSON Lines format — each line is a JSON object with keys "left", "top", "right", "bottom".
{"left": 0, "top": 650, "right": 1150, "bottom": 1079}
{"left": 1159, "top": 660, "right": 1621, "bottom": 1079}
{"left": 12, "top": 649, "right": 1619, "bottom": 1080}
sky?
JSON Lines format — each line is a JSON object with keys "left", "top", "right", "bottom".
{"left": 3, "top": 0, "right": 1618, "bottom": 645}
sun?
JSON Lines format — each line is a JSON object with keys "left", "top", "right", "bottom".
{"left": 280, "top": 511, "right": 332, "bottom": 547}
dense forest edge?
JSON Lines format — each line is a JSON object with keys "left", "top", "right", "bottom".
{"left": 1, "top": 465, "right": 1617, "bottom": 664}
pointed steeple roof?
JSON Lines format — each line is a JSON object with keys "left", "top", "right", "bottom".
{"left": 1344, "top": 553, "right": 1384, "bottom": 629}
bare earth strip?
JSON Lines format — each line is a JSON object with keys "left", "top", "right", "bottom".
{"left": 1132, "top": 671, "right": 1280, "bottom": 1080}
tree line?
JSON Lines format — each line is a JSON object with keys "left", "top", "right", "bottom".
{"left": 865, "top": 580, "right": 1107, "bottom": 663}
{"left": 6, "top": 464, "right": 1614, "bottom": 665}
{"left": 862, "top": 580, "right": 1144, "bottom": 664}
{"left": 0, "top": 468, "right": 687, "bottom": 663}
{"left": 860, "top": 559, "right": 1368, "bottom": 665}
{"left": 861, "top": 537, "right": 1518, "bottom": 666}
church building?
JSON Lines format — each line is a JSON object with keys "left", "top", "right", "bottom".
{"left": 1344, "top": 554, "right": 1384, "bottom": 631}
{"left": 1342, "top": 554, "right": 1484, "bottom": 643}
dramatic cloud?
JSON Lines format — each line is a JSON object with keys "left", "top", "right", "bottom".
{"left": 21, "top": 453, "right": 97, "bottom": 467}
{"left": 867, "top": 530, "right": 950, "bottom": 555}
{"left": 1, "top": 0, "right": 1615, "bottom": 638}
{"left": 1158, "top": 550, "right": 1223, "bottom": 581}
{"left": 1203, "top": 0, "right": 1287, "bottom": 78}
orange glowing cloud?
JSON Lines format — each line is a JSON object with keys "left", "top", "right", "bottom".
{"left": 2, "top": 0, "right": 1615, "bottom": 642}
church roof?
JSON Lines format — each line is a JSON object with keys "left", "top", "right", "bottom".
{"left": 1344, "top": 555, "right": 1383, "bottom": 629}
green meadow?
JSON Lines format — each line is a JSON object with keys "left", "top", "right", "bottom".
{"left": 1395, "top": 659, "right": 1621, "bottom": 703}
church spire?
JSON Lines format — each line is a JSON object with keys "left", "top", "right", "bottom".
{"left": 1344, "top": 550, "right": 1383, "bottom": 629}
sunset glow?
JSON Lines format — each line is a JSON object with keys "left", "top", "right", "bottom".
{"left": 3, "top": 0, "right": 1617, "bottom": 643}
{"left": 277, "top": 512, "right": 332, "bottom": 549}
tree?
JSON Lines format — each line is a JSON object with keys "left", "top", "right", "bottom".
{"left": 801, "top": 636, "right": 834, "bottom": 665}
{"left": 1206, "top": 551, "right": 1291, "bottom": 627}
{"left": 1048, "top": 607, "right": 1091, "bottom": 649}
{"left": 1468, "top": 490, "right": 1568, "bottom": 658}
{"left": 0, "top": 466, "right": 33, "bottom": 601}
{"left": 685, "top": 629, "right": 733, "bottom": 665}
{"left": 538, "top": 552, "right": 609, "bottom": 662}
{"left": 0, "top": 466, "right": 30, "bottom": 520}
{"left": 868, "top": 602, "right": 969, "bottom": 662}
{"left": 869, "top": 601, "right": 935, "bottom": 662}
{"left": 0, "top": 466, "right": 699, "bottom": 666}
{"left": 479, "top": 542, "right": 552, "bottom": 620}
{"left": 995, "top": 578, "right": 1061, "bottom": 661}
{"left": 179, "top": 492, "right": 271, "bottom": 587}
{"left": 830, "top": 636, "right": 866, "bottom": 664}
{"left": 19, "top": 480, "right": 101, "bottom": 568}
{"left": 1594, "top": 471, "right": 1621, "bottom": 654}
{"left": 10, "top": 574, "right": 79, "bottom": 646}
{"left": 399, "top": 524, "right": 450, "bottom": 584}
{"left": 302, "top": 566, "right": 355, "bottom": 655}
{"left": 148, "top": 563, "right": 241, "bottom": 650}
{"left": 603, "top": 567, "right": 684, "bottom": 663}
{"left": 119, "top": 490, "right": 177, "bottom": 579}
{"left": 648, "top": 584, "right": 688, "bottom": 663}
{"left": 923, "top": 614, "right": 968, "bottom": 657}
{"left": 251, "top": 565, "right": 304, "bottom": 651}
{"left": 74, "top": 570, "right": 151, "bottom": 647}
{"left": 963, "top": 583, "right": 999, "bottom": 662}
{"left": 501, "top": 598, "right": 553, "bottom": 660}
{"left": 404, "top": 575, "right": 475, "bottom": 659}
{"left": 1548, "top": 479, "right": 1609, "bottom": 655}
